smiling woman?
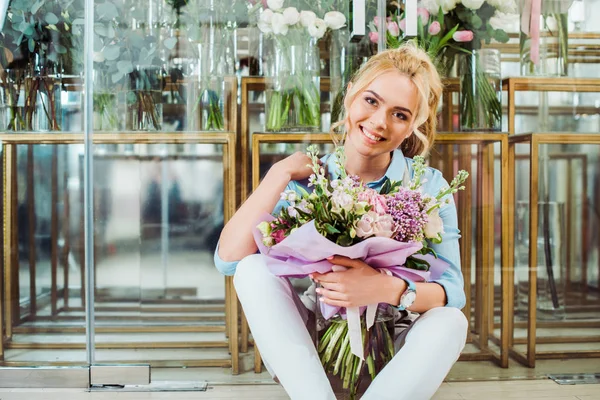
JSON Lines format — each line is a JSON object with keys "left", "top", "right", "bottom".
{"left": 216, "top": 42, "right": 467, "bottom": 400}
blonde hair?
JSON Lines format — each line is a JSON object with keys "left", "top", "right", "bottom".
{"left": 330, "top": 42, "right": 443, "bottom": 158}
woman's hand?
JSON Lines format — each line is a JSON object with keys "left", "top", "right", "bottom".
{"left": 311, "top": 255, "right": 405, "bottom": 308}
{"left": 271, "top": 152, "right": 316, "bottom": 182}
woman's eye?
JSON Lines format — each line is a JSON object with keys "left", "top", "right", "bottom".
{"left": 365, "top": 97, "right": 377, "bottom": 106}
{"left": 393, "top": 112, "right": 407, "bottom": 121}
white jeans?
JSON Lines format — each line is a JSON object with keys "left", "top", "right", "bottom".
{"left": 234, "top": 254, "right": 468, "bottom": 400}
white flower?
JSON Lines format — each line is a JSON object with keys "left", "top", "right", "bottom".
{"left": 262, "top": 237, "right": 275, "bottom": 247}
{"left": 424, "top": 209, "right": 444, "bottom": 239}
{"left": 307, "top": 18, "right": 327, "bottom": 39}
{"left": 256, "top": 221, "right": 271, "bottom": 237}
{"left": 266, "top": 0, "right": 284, "bottom": 11}
{"left": 488, "top": 11, "right": 513, "bottom": 31}
{"left": 271, "top": 13, "right": 289, "bottom": 35}
{"left": 299, "top": 10, "right": 317, "bottom": 27}
{"left": 324, "top": 11, "right": 346, "bottom": 30}
{"left": 486, "top": 0, "right": 517, "bottom": 13}
{"left": 331, "top": 190, "right": 353, "bottom": 214}
{"left": 257, "top": 21, "right": 272, "bottom": 33}
{"left": 420, "top": 0, "right": 458, "bottom": 14}
{"left": 259, "top": 8, "right": 274, "bottom": 24}
{"left": 461, "top": 0, "right": 484, "bottom": 10}
{"left": 282, "top": 7, "right": 300, "bottom": 25}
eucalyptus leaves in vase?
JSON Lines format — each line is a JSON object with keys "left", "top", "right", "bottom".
{"left": 0, "top": 0, "right": 84, "bottom": 131}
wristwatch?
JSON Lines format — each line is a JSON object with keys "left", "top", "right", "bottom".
{"left": 392, "top": 278, "right": 417, "bottom": 311}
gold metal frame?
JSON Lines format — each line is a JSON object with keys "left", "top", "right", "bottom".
{"left": 1, "top": 132, "right": 238, "bottom": 372}
{"left": 503, "top": 78, "right": 600, "bottom": 134}
{"left": 508, "top": 133, "right": 600, "bottom": 367}
{"left": 250, "top": 132, "right": 510, "bottom": 371}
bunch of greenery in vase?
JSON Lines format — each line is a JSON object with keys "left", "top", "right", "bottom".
{"left": 0, "top": 0, "right": 84, "bottom": 131}
{"left": 92, "top": 0, "right": 168, "bottom": 131}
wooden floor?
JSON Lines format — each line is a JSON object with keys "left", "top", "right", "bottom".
{"left": 0, "top": 380, "right": 599, "bottom": 400}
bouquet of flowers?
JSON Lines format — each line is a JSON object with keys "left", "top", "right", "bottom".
{"left": 369, "top": 0, "right": 516, "bottom": 131}
{"left": 254, "top": 145, "right": 468, "bottom": 399}
{"left": 250, "top": 1, "right": 346, "bottom": 131}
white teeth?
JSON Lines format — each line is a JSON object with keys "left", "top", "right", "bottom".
{"left": 361, "top": 127, "right": 382, "bottom": 141}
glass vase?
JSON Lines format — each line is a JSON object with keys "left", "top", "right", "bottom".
{"left": 0, "top": 69, "right": 26, "bottom": 131}
{"left": 315, "top": 303, "right": 395, "bottom": 400}
{"left": 515, "top": 201, "right": 567, "bottom": 320}
{"left": 266, "top": 28, "right": 321, "bottom": 132}
{"left": 458, "top": 49, "right": 502, "bottom": 132}
{"left": 186, "top": 21, "right": 235, "bottom": 131}
{"left": 329, "top": 30, "right": 369, "bottom": 125}
{"left": 125, "top": 65, "right": 164, "bottom": 131}
{"left": 93, "top": 70, "right": 122, "bottom": 131}
{"left": 519, "top": 0, "right": 572, "bottom": 76}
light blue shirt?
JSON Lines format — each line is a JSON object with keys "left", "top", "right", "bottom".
{"left": 214, "top": 148, "right": 466, "bottom": 309}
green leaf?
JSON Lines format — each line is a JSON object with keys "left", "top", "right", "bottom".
{"left": 45, "top": 12, "right": 59, "bottom": 25}
{"left": 103, "top": 44, "right": 120, "bottom": 60}
{"left": 94, "top": 23, "right": 108, "bottom": 37}
{"left": 96, "top": 2, "right": 119, "bottom": 21}
{"left": 72, "top": 18, "right": 85, "bottom": 25}
{"left": 323, "top": 223, "right": 340, "bottom": 235}
{"left": 117, "top": 60, "right": 133, "bottom": 74}
{"left": 54, "top": 44, "right": 67, "bottom": 54}
{"left": 493, "top": 29, "right": 509, "bottom": 43}
{"left": 469, "top": 14, "right": 482, "bottom": 29}
{"left": 28, "top": 38, "right": 35, "bottom": 53}
{"left": 31, "top": 0, "right": 45, "bottom": 15}
{"left": 163, "top": 37, "right": 177, "bottom": 50}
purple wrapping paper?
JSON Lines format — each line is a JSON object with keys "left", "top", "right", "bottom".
{"left": 253, "top": 213, "right": 450, "bottom": 320}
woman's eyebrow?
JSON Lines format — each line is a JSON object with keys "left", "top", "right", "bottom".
{"left": 365, "top": 90, "right": 413, "bottom": 116}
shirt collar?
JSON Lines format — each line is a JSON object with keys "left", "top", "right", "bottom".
{"left": 323, "top": 148, "right": 406, "bottom": 186}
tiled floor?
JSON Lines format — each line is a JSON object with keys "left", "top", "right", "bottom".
{"left": 0, "top": 380, "right": 599, "bottom": 400}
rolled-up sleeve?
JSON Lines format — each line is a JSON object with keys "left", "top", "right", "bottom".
{"left": 212, "top": 184, "right": 294, "bottom": 276}
{"left": 425, "top": 171, "right": 466, "bottom": 309}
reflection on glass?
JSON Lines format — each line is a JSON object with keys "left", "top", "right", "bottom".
{"left": 516, "top": 201, "right": 567, "bottom": 320}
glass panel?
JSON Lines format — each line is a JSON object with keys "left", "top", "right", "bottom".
{"left": 92, "top": 143, "right": 227, "bottom": 367}
{"left": 3, "top": 144, "right": 87, "bottom": 365}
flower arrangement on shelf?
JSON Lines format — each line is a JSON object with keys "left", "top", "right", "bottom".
{"left": 369, "top": 0, "right": 516, "bottom": 131}
{"left": 520, "top": 0, "right": 574, "bottom": 76}
{"left": 250, "top": 0, "right": 346, "bottom": 132}
{"left": 254, "top": 145, "right": 468, "bottom": 399}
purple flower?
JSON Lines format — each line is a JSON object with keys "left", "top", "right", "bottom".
{"left": 386, "top": 188, "right": 429, "bottom": 243}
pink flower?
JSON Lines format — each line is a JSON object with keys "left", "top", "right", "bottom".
{"left": 398, "top": 18, "right": 406, "bottom": 32}
{"left": 373, "top": 214, "right": 395, "bottom": 238}
{"left": 356, "top": 211, "right": 377, "bottom": 238}
{"left": 453, "top": 30, "right": 474, "bottom": 42}
{"left": 272, "top": 229, "right": 286, "bottom": 244}
{"left": 428, "top": 21, "right": 441, "bottom": 35}
{"left": 387, "top": 21, "right": 400, "bottom": 37}
{"left": 417, "top": 8, "right": 429, "bottom": 23}
{"left": 358, "top": 189, "right": 388, "bottom": 215}
{"left": 369, "top": 31, "right": 379, "bottom": 43}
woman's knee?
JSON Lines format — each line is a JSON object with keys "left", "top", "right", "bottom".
{"left": 233, "top": 254, "right": 266, "bottom": 292}
{"left": 413, "top": 307, "right": 468, "bottom": 346}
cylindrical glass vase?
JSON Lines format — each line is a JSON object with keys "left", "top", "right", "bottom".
{"left": 125, "top": 65, "right": 164, "bottom": 131}
{"left": 519, "top": 0, "right": 573, "bottom": 76}
{"left": 266, "top": 29, "right": 320, "bottom": 132}
{"left": 315, "top": 302, "right": 395, "bottom": 400}
{"left": 515, "top": 201, "right": 567, "bottom": 320}
{"left": 458, "top": 49, "right": 502, "bottom": 132}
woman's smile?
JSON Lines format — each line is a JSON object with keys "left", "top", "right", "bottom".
{"left": 359, "top": 124, "right": 386, "bottom": 144}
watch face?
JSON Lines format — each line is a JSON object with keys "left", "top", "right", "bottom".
{"left": 402, "top": 291, "right": 417, "bottom": 307}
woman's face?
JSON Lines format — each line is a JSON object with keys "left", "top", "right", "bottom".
{"left": 345, "top": 71, "right": 419, "bottom": 159}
